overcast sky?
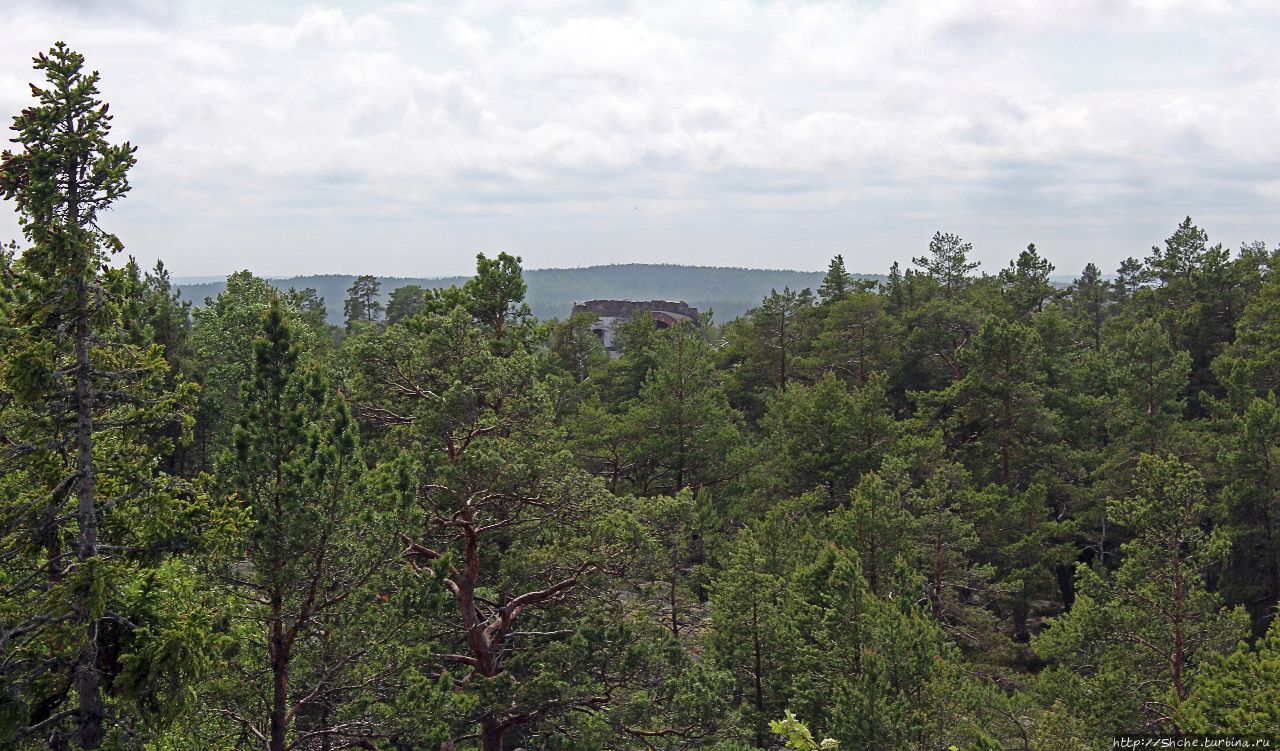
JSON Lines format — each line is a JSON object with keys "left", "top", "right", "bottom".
{"left": 1, "top": 0, "right": 1278, "bottom": 278}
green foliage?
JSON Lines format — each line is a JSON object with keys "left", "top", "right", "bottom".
{"left": 0, "top": 43, "right": 221, "bottom": 750}
{"left": 719, "top": 286, "right": 815, "bottom": 418}
{"left": 627, "top": 324, "right": 743, "bottom": 494}
{"left": 1104, "top": 318, "right": 1191, "bottom": 459}
{"left": 343, "top": 273, "right": 382, "bottom": 330}
{"left": 818, "top": 254, "right": 860, "bottom": 304}
{"left": 548, "top": 311, "right": 608, "bottom": 384}
{"left": 809, "top": 290, "right": 895, "bottom": 385}
{"left": 913, "top": 231, "right": 979, "bottom": 297}
{"left": 384, "top": 282, "right": 424, "bottom": 324}
{"left": 214, "top": 298, "right": 414, "bottom": 748}
{"left": 1065, "top": 262, "right": 1110, "bottom": 351}
{"left": 770, "top": 710, "right": 838, "bottom": 750}
{"left": 999, "top": 243, "right": 1056, "bottom": 318}
{"left": 189, "top": 271, "right": 323, "bottom": 470}
{"left": 760, "top": 373, "right": 899, "bottom": 499}
{"left": 1181, "top": 619, "right": 1280, "bottom": 736}
{"left": 918, "top": 318, "right": 1058, "bottom": 487}
{"left": 1035, "top": 456, "right": 1249, "bottom": 737}
{"left": 1214, "top": 267, "right": 1280, "bottom": 408}
{"left": 463, "top": 251, "right": 530, "bottom": 340}
{"left": 1214, "top": 393, "right": 1280, "bottom": 630}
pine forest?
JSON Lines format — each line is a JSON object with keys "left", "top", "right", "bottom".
{"left": 2, "top": 43, "right": 1279, "bottom": 751}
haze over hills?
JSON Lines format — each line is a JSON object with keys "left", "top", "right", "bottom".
{"left": 174, "top": 264, "right": 882, "bottom": 325}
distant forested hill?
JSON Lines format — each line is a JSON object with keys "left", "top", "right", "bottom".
{"left": 174, "top": 264, "right": 877, "bottom": 324}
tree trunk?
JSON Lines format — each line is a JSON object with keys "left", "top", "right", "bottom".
{"left": 74, "top": 272, "right": 104, "bottom": 751}
{"left": 867, "top": 526, "right": 880, "bottom": 595}
{"left": 481, "top": 715, "right": 505, "bottom": 751}
{"left": 857, "top": 322, "right": 867, "bottom": 385}
{"left": 1001, "top": 393, "right": 1013, "bottom": 485}
{"left": 670, "top": 571, "right": 679, "bottom": 637}
{"left": 752, "top": 600, "right": 765, "bottom": 749}
{"left": 778, "top": 318, "right": 787, "bottom": 393}
{"left": 320, "top": 703, "right": 332, "bottom": 751}
{"left": 1055, "top": 562, "right": 1075, "bottom": 611}
{"left": 1012, "top": 599, "right": 1030, "bottom": 644}
{"left": 270, "top": 599, "right": 290, "bottom": 751}
{"left": 1002, "top": 433, "right": 1011, "bottom": 486}
{"left": 1171, "top": 553, "right": 1186, "bottom": 703}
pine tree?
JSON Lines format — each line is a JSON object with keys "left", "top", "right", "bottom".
{"left": 1065, "top": 263, "right": 1109, "bottom": 351}
{"left": 1113, "top": 256, "right": 1145, "bottom": 305}
{"left": 999, "top": 243, "right": 1056, "bottom": 318}
{"left": 284, "top": 286, "right": 328, "bottom": 332}
{"left": 1139, "top": 218, "right": 1240, "bottom": 409}
{"left": 462, "top": 252, "right": 529, "bottom": 341}
{"left": 722, "top": 287, "right": 815, "bottom": 414}
{"left": 810, "top": 290, "right": 894, "bottom": 385}
{"left": 347, "top": 257, "right": 629, "bottom": 751}
{"left": 548, "top": 311, "right": 608, "bottom": 385}
{"left": 1146, "top": 216, "right": 1209, "bottom": 291}
{"left": 1215, "top": 394, "right": 1280, "bottom": 631}
{"left": 634, "top": 490, "right": 702, "bottom": 638}
{"left": 214, "top": 299, "right": 410, "bottom": 751}
{"left": 384, "top": 284, "right": 425, "bottom": 325}
{"left": 760, "top": 373, "right": 900, "bottom": 500}
{"left": 1104, "top": 319, "right": 1190, "bottom": 459}
{"left": 818, "top": 254, "right": 855, "bottom": 303}
{"left": 829, "top": 472, "right": 913, "bottom": 595}
{"left": 901, "top": 459, "right": 1001, "bottom": 651}
{"left": 918, "top": 318, "right": 1058, "bottom": 488}
{"left": 1213, "top": 271, "right": 1280, "bottom": 409}
{"left": 894, "top": 268, "right": 984, "bottom": 395}
{"left": 913, "top": 231, "right": 979, "bottom": 297}
{"left": 1035, "top": 456, "right": 1249, "bottom": 736}
{"left": 707, "top": 509, "right": 812, "bottom": 748}
{"left": 1181, "top": 619, "right": 1280, "bottom": 736}
{"left": 626, "top": 323, "right": 742, "bottom": 494}
{"left": 786, "top": 547, "right": 953, "bottom": 751}
{"left": 342, "top": 274, "right": 382, "bottom": 331}
{"left": 189, "top": 271, "right": 320, "bottom": 471}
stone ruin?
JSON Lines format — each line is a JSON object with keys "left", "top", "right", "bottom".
{"left": 570, "top": 299, "right": 700, "bottom": 354}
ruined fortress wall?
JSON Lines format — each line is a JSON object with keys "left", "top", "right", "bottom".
{"left": 571, "top": 299, "right": 700, "bottom": 324}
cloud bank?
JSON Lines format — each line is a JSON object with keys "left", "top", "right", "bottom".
{"left": 1, "top": 0, "right": 1278, "bottom": 277}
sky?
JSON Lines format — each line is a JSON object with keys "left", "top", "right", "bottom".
{"left": 1, "top": 0, "right": 1278, "bottom": 278}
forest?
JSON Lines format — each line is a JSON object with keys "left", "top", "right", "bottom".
{"left": 2, "top": 43, "right": 1279, "bottom": 751}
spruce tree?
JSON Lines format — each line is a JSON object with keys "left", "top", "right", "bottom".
{"left": 0, "top": 43, "right": 206, "bottom": 749}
